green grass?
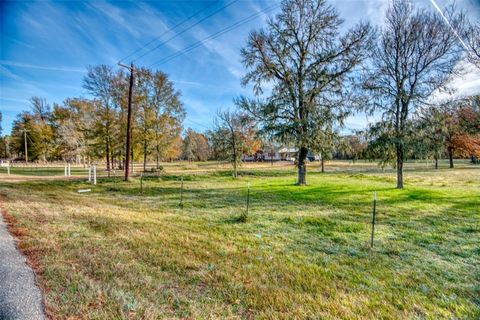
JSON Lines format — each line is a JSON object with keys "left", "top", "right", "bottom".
{"left": 0, "top": 161, "right": 478, "bottom": 319}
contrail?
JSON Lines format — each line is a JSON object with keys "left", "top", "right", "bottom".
{"left": 0, "top": 60, "right": 86, "bottom": 73}
{"left": 429, "top": 0, "right": 471, "bottom": 53}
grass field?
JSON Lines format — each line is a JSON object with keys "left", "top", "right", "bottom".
{"left": 0, "top": 161, "right": 479, "bottom": 319}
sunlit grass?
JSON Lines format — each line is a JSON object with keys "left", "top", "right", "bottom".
{"left": 0, "top": 161, "right": 478, "bottom": 319}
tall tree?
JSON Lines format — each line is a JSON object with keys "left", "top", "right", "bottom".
{"left": 51, "top": 98, "right": 96, "bottom": 164}
{"left": 363, "top": 0, "right": 464, "bottom": 188}
{"left": 10, "top": 112, "right": 40, "bottom": 161}
{"left": 150, "top": 71, "right": 184, "bottom": 168}
{"left": 134, "top": 68, "right": 155, "bottom": 171}
{"left": 239, "top": 0, "right": 373, "bottom": 185}
{"left": 83, "top": 65, "right": 115, "bottom": 175}
{"left": 30, "top": 97, "right": 54, "bottom": 162}
{"left": 415, "top": 104, "right": 452, "bottom": 169}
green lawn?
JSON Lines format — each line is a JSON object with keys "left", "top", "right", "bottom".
{"left": 0, "top": 162, "right": 478, "bottom": 319}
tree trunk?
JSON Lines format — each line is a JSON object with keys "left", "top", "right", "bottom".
{"left": 321, "top": 157, "right": 325, "bottom": 173}
{"left": 111, "top": 152, "right": 114, "bottom": 171}
{"left": 143, "top": 138, "right": 147, "bottom": 172}
{"left": 131, "top": 146, "right": 134, "bottom": 174}
{"left": 297, "top": 147, "right": 308, "bottom": 185}
{"left": 156, "top": 144, "right": 160, "bottom": 169}
{"left": 105, "top": 137, "right": 110, "bottom": 177}
{"left": 448, "top": 148, "right": 454, "bottom": 168}
{"left": 396, "top": 144, "right": 404, "bottom": 189}
{"left": 233, "top": 158, "right": 237, "bottom": 178}
{"left": 434, "top": 156, "right": 438, "bottom": 169}
{"left": 232, "top": 142, "right": 238, "bottom": 178}
{"left": 231, "top": 129, "right": 238, "bottom": 178}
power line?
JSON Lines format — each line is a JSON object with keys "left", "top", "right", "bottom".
{"left": 118, "top": 1, "right": 219, "bottom": 64}
{"left": 131, "top": 0, "right": 240, "bottom": 64}
{"left": 184, "top": 117, "right": 211, "bottom": 130}
{"left": 147, "top": 3, "right": 280, "bottom": 68}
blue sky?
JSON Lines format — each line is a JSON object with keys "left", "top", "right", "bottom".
{"left": 1, "top": 0, "right": 479, "bottom": 135}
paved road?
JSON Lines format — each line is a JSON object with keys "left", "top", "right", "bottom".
{"left": 0, "top": 214, "right": 46, "bottom": 320}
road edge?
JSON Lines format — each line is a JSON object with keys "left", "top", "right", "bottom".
{"left": 0, "top": 200, "right": 52, "bottom": 319}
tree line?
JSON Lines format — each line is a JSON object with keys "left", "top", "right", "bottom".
{"left": 0, "top": 0, "right": 479, "bottom": 189}
{"left": 233, "top": 0, "right": 480, "bottom": 188}
{"left": 1, "top": 66, "right": 185, "bottom": 175}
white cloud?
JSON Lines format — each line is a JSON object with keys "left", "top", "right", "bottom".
{"left": 88, "top": 2, "right": 141, "bottom": 38}
{"left": 432, "top": 60, "right": 480, "bottom": 101}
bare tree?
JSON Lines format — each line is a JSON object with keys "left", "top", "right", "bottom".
{"left": 212, "top": 110, "right": 259, "bottom": 178}
{"left": 30, "top": 97, "right": 50, "bottom": 122}
{"left": 363, "top": 0, "right": 464, "bottom": 188}
{"left": 463, "top": 21, "right": 480, "bottom": 69}
{"left": 239, "top": 0, "right": 373, "bottom": 185}
{"left": 29, "top": 96, "right": 53, "bottom": 162}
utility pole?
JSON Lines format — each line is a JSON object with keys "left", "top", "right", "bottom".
{"left": 22, "top": 128, "right": 29, "bottom": 164}
{"left": 118, "top": 62, "right": 135, "bottom": 181}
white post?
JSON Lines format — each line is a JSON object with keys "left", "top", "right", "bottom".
{"left": 64, "top": 165, "right": 67, "bottom": 176}
{"left": 93, "top": 165, "right": 97, "bottom": 185}
{"left": 68, "top": 163, "right": 71, "bottom": 176}
{"left": 88, "top": 166, "right": 92, "bottom": 182}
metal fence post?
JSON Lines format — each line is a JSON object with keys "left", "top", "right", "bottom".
{"left": 370, "top": 191, "right": 377, "bottom": 248}
{"left": 180, "top": 176, "right": 184, "bottom": 207}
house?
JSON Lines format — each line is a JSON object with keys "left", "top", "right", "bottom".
{"left": 277, "top": 147, "right": 297, "bottom": 161}
{"left": 242, "top": 150, "right": 263, "bottom": 162}
{"left": 243, "top": 149, "right": 282, "bottom": 162}
{"left": 260, "top": 150, "right": 282, "bottom": 161}
{"left": 243, "top": 147, "right": 319, "bottom": 162}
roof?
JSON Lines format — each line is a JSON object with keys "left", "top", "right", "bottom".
{"left": 277, "top": 147, "right": 298, "bottom": 153}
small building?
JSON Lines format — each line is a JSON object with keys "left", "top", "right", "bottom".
{"left": 242, "top": 150, "right": 264, "bottom": 162}
{"left": 261, "top": 150, "right": 282, "bottom": 161}
{"left": 243, "top": 147, "right": 319, "bottom": 162}
{"left": 278, "top": 147, "right": 297, "bottom": 161}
